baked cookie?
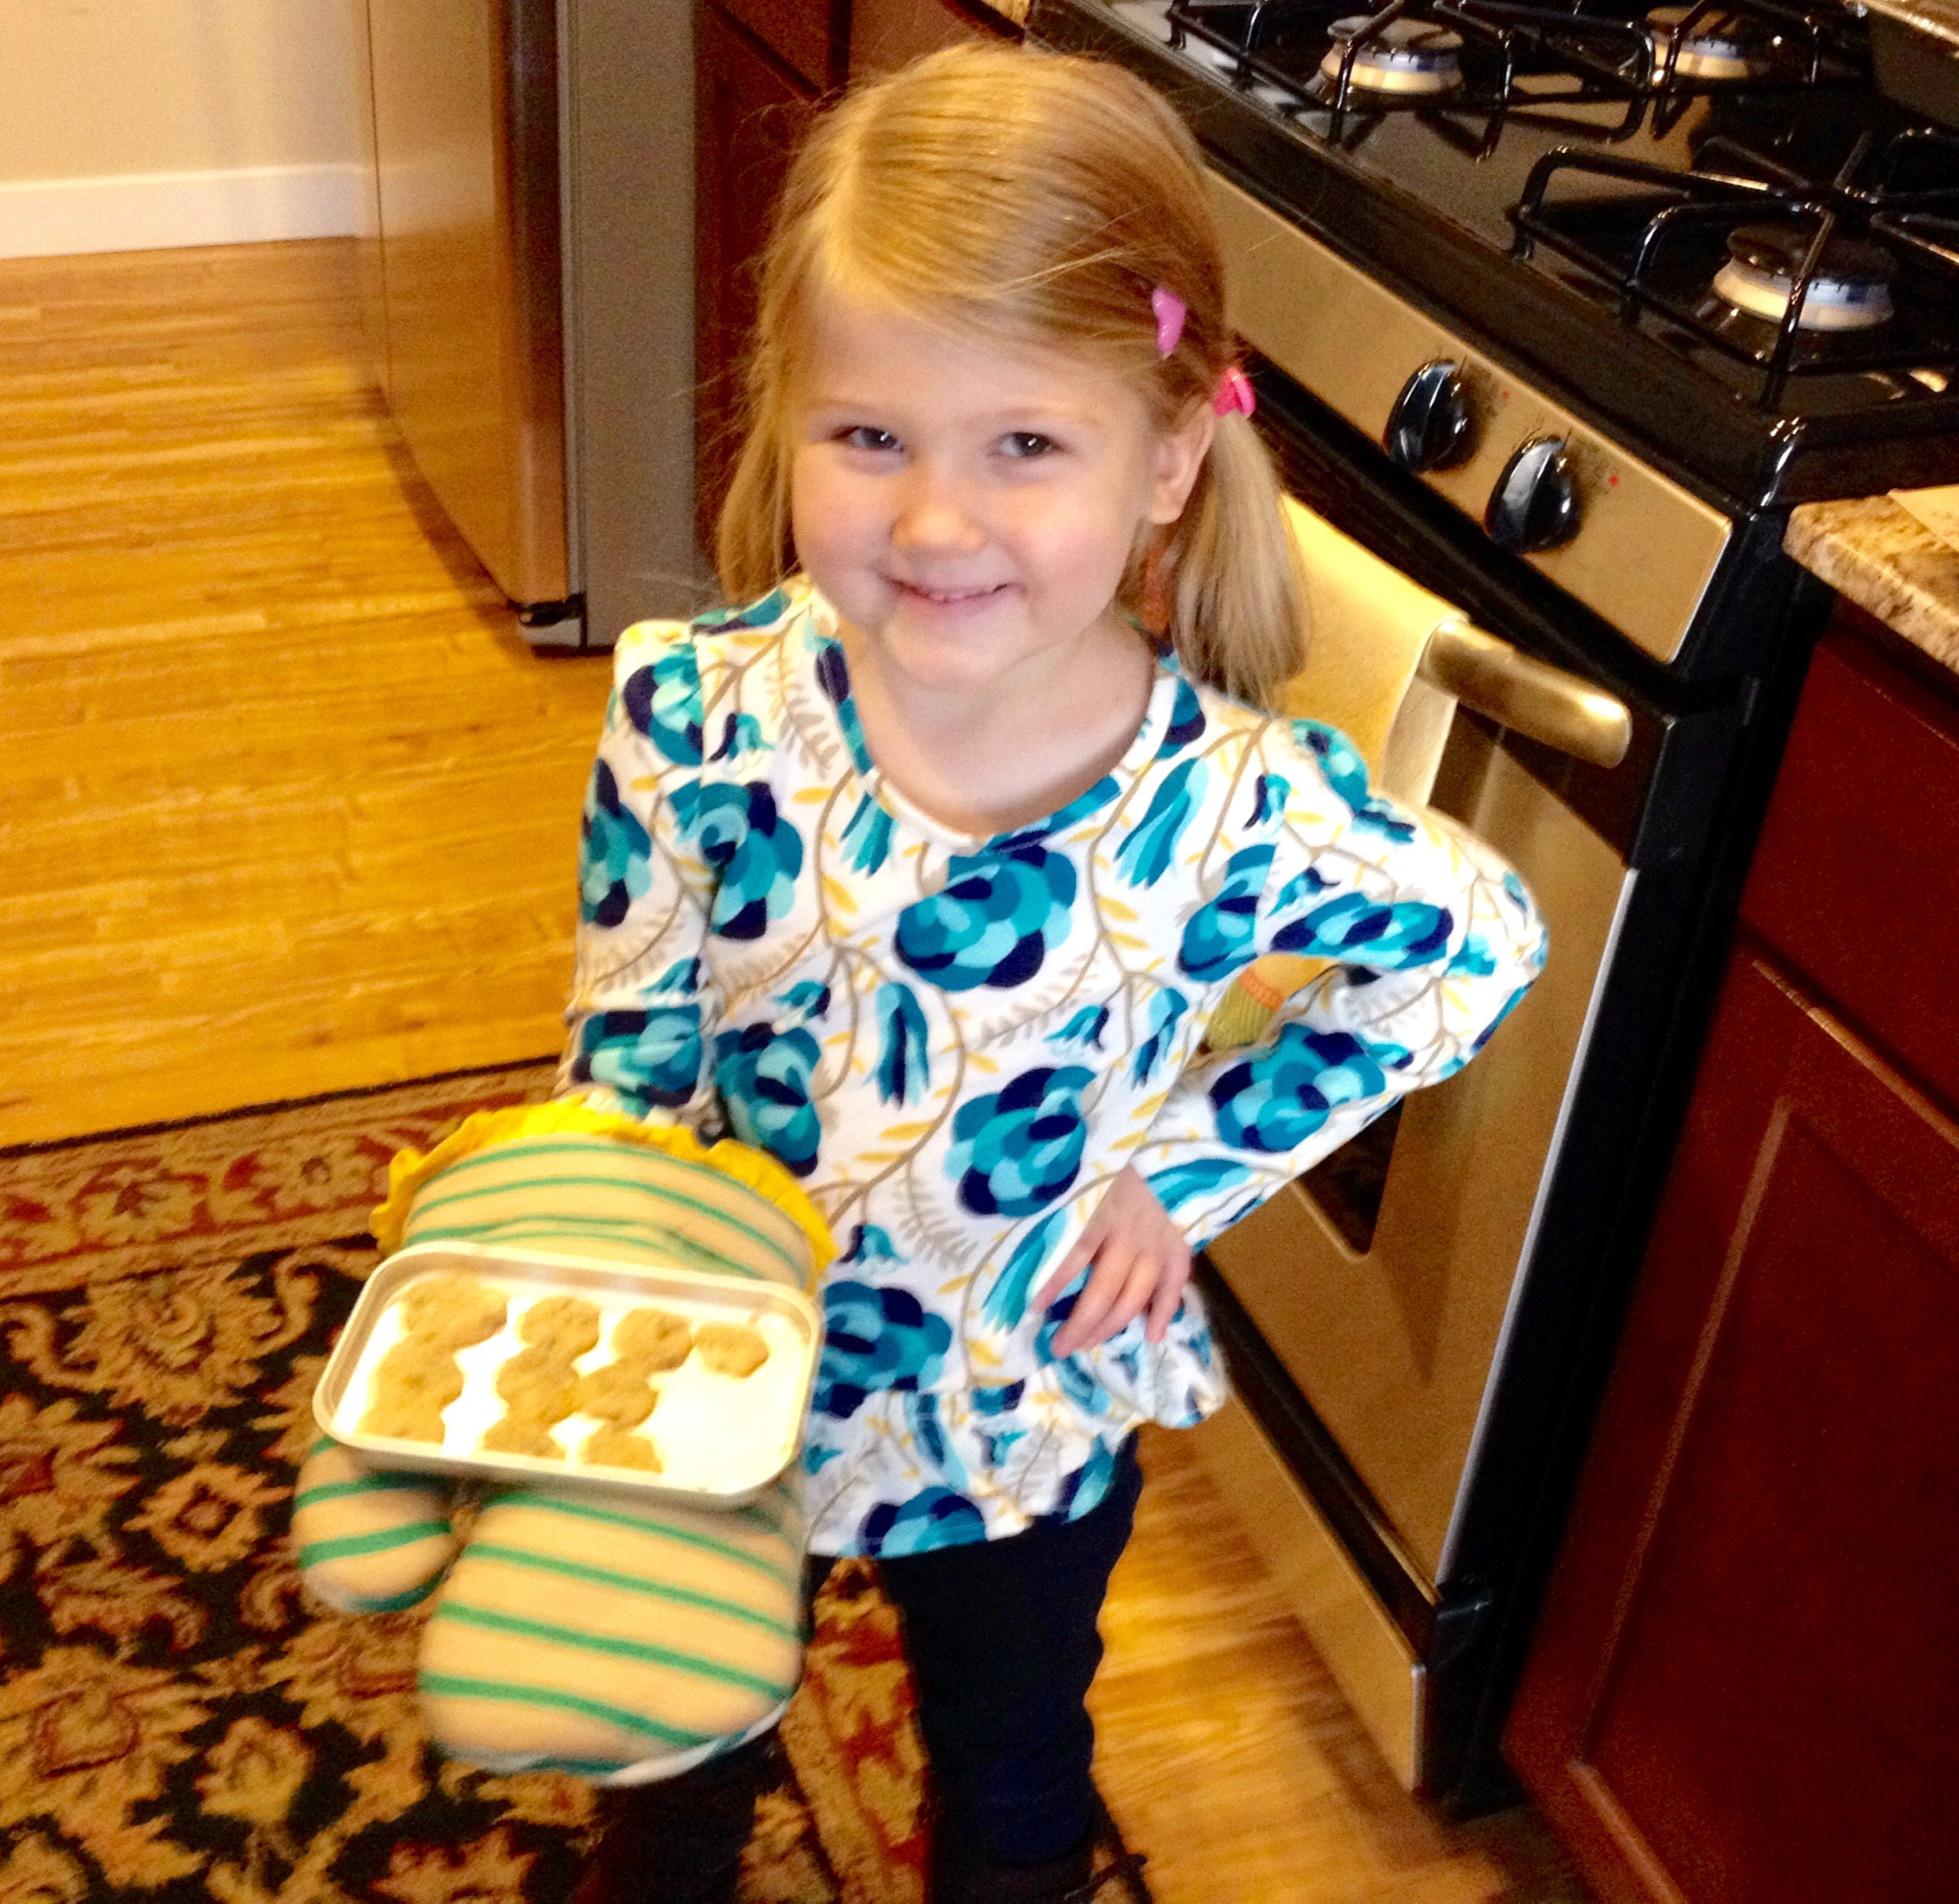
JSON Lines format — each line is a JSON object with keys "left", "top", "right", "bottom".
{"left": 694, "top": 1321, "right": 769, "bottom": 1379}
{"left": 612, "top": 1307, "right": 693, "bottom": 1375}
{"left": 494, "top": 1346, "right": 579, "bottom": 1422}
{"left": 481, "top": 1415, "right": 566, "bottom": 1460}
{"left": 581, "top": 1426, "right": 661, "bottom": 1472}
{"left": 574, "top": 1362, "right": 657, "bottom": 1428}
{"left": 358, "top": 1397, "right": 450, "bottom": 1443}
{"left": 517, "top": 1295, "right": 603, "bottom": 1359}
{"left": 396, "top": 1273, "right": 508, "bottom": 1348}
{"left": 371, "top": 1338, "right": 466, "bottom": 1408}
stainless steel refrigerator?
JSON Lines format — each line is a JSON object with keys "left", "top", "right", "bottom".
{"left": 355, "top": 0, "right": 707, "bottom": 648}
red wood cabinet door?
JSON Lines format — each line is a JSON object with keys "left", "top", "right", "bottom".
{"left": 694, "top": 4, "right": 816, "bottom": 562}
{"left": 1507, "top": 944, "right": 1959, "bottom": 1904}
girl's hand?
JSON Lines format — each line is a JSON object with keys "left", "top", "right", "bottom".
{"left": 1032, "top": 1167, "right": 1192, "bottom": 1357}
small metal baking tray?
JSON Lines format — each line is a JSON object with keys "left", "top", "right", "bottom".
{"left": 314, "top": 1239, "right": 822, "bottom": 1506}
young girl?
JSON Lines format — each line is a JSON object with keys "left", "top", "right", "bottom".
{"left": 564, "top": 40, "right": 1545, "bottom": 1904}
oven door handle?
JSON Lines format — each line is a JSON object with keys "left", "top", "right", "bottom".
{"left": 1417, "top": 621, "right": 1633, "bottom": 769}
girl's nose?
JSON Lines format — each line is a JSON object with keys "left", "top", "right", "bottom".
{"left": 890, "top": 463, "right": 986, "bottom": 556}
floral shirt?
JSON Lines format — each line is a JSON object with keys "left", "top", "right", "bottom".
{"left": 561, "top": 579, "right": 1547, "bottom": 1558}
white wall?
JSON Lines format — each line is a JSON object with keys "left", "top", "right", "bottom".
{"left": 0, "top": 0, "right": 368, "bottom": 257}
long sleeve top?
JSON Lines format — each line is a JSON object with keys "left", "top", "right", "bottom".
{"left": 562, "top": 578, "right": 1547, "bottom": 1558}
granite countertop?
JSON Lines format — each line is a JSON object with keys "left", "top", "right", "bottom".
{"left": 1785, "top": 498, "right": 1959, "bottom": 679}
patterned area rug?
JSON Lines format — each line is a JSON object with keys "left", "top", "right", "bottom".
{"left": 0, "top": 1064, "right": 929, "bottom": 1904}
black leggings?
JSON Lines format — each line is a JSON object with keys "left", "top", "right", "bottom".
{"left": 621, "top": 1439, "right": 1143, "bottom": 1885}
{"left": 820, "top": 1436, "right": 1145, "bottom": 1865}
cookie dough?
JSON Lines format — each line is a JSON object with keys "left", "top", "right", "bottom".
{"left": 518, "top": 1295, "right": 603, "bottom": 1359}
{"left": 694, "top": 1321, "right": 769, "bottom": 1379}
{"left": 612, "top": 1307, "right": 693, "bottom": 1375}
{"left": 395, "top": 1273, "right": 508, "bottom": 1348}
{"left": 494, "top": 1346, "right": 579, "bottom": 1422}
{"left": 574, "top": 1362, "right": 658, "bottom": 1428}
{"left": 581, "top": 1426, "right": 661, "bottom": 1472}
{"left": 481, "top": 1415, "right": 566, "bottom": 1460}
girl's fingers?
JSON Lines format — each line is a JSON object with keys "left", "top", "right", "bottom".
{"left": 1145, "top": 1251, "right": 1192, "bottom": 1342}
{"left": 1050, "top": 1246, "right": 1136, "bottom": 1355}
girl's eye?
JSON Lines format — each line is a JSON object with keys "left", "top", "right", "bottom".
{"left": 840, "top": 426, "right": 898, "bottom": 453}
{"left": 1001, "top": 432, "right": 1057, "bottom": 460}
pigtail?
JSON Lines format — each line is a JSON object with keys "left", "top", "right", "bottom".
{"left": 715, "top": 424, "right": 792, "bottom": 605}
{"left": 1163, "top": 410, "right": 1309, "bottom": 713}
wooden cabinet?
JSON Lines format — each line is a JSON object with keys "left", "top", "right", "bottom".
{"left": 693, "top": 0, "right": 829, "bottom": 559}
{"left": 691, "top": 0, "right": 1006, "bottom": 563}
{"left": 1507, "top": 617, "right": 1959, "bottom": 1904}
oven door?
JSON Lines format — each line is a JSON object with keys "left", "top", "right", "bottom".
{"left": 1206, "top": 715, "right": 1633, "bottom": 1587}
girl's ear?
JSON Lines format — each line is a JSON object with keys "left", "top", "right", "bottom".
{"left": 1147, "top": 400, "right": 1216, "bottom": 526}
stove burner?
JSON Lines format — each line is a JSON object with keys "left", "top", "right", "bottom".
{"left": 1642, "top": 7, "right": 1766, "bottom": 82}
{"left": 1710, "top": 224, "right": 1898, "bottom": 332}
{"left": 1319, "top": 16, "right": 1464, "bottom": 96}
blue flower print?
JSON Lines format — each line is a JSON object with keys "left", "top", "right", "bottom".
{"left": 710, "top": 710, "right": 767, "bottom": 762}
{"left": 571, "top": 1007, "right": 702, "bottom": 1112}
{"left": 579, "top": 760, "right": 651, "bottom": 928}
{"left": 1156, "top": 675, "right": 1206, "bottom": 757}
{"left": 1272, "top": 890, "right": 1453, "bottom": 968}
{"left": 621, "top": 645, "right": 702, "bottom": 765}
{"left": 687, "top": 783, "right": 804, "bottom": 941}
{"left": 1049, "top": 1005, "right": 1109, "bottom": 1052}
{"left": 1249, "top": 771, "right": 1290, "bottom": 827}
{"left": 713, "top": 1021, "right": 822, "bottom": 1175}
{"left": 1054, "top": 1439, "right": 1119, "bottom": 1517}
{"left": 895, "top": 847, "right": 1076, "bottom": 992}
{"left": 1035, "top": 1292, "right": 1112, "bottom": 1414}
{"left": 1291, "top": 718, "right": 1370, "bottom": 811}
{"left": 1178, "top": 845, "right": 1275, "bottom": 982}
{"left": 694, "top": 587, "right": 790, "bottom": 631}
{"left": 984, "top": 1210, "right": 1067, "bottom": 1330}
{"left": 815, "top": 1280, "right": 952, "bottom": 1420}
{"left": 812, "top": 636, "right": 873, "bottom": 772}
{"left": 874, "top": 983, "right": 931, "bottom": 1106}
{"left": 839, "top": 794, "right": 893, "bottom": 876}
{"left": 843, "top": 1223, "right": 900, "bottom": 1264}
{"left": 1209, "top": 1025, "right": 1410, "bottom": 1152}
{"left": 1114, "top": 758, "right": 1207, "bottom": 888}
{"left": 861, "top": 1488, "right": 986, "bottom": 1558}
{"left": 1131, "top": 987, "right": 1189, "bottom": 1086}
{"left": 1352, "top": 799, "right": 1417, "bottom": 845}
{"left": 947, "top": 1068, "right": 1094, "bottom": 1216}
{"left": 1146, "top": 1156, "right": 1252, "bottom": 1214}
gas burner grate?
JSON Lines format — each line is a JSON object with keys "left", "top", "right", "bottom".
{"left": 1513, "top": 124, "right": 1959, "bottom": 405}
{"left": 1163, "top": 0, "right": 1864, "bottom": 122}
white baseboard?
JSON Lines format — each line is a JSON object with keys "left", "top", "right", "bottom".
{"left": 0, "top": 164, "right": 366, "bottom": 260}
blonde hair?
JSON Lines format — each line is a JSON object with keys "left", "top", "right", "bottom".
{"left": 715, "top": 42, "right": 1308, "bottom": 711}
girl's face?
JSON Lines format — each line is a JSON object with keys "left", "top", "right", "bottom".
{"left": 789, "top": 290, "right": 1212, "bottom": 702}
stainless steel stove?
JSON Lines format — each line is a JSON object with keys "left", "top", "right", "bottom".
{"left": 1032, "top": 0, "right": 1959, "bottom": 1812}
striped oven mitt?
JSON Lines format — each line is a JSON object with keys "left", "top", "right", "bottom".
{"left": 290, "top": 1104, "right": 834, "bottom": 1785}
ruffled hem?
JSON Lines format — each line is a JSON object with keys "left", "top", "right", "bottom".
{"left": 369, "top": 1100, "right": 836, "bottom": 1275}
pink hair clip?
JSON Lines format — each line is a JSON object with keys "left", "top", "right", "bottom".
{"left": 1150, "top": 285, "right": 1187, "bottom": 359}
{"left": 1213, "top": 363, "right": 1257, "bottom": 418}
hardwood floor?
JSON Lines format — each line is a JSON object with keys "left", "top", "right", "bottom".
{"left": 0, "top": 241, "right": 613, "bottom": 1148}
{"left": 0, "top": 238, "right": 1587, "bottom": 1901}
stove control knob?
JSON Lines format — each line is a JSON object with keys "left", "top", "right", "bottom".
{"left": 1385, "top": 360, "right": 1474, "bottom": 474}
{"left": 1485, "top": 436, "right": 1579, "bottom": 553}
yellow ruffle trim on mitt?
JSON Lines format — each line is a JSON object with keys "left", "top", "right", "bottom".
{"left": 370, "top": 1101, "right": 835, "bottom": 1273}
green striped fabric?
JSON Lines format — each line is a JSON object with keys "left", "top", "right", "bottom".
{"left": 290, "top": 1439, "right": 457, "bottom": 1614}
